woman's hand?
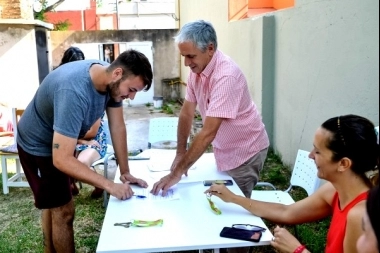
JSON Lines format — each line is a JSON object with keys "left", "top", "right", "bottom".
{"left": 86, "top": 140, "right": 100, "bottom": 147}
{"left": 77, "top": 139, "right": 100, "bottom": 147}
{"left": 271, "top": 226, "right": 304, "bottom": 253}
{"left": 204, "top": 184, "right": 236, "bottom": 203}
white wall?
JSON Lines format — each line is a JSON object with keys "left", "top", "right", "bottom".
{"left": 178, "top": 0, "right": 379, "bottom": 165}
{"left": 117, "top": 0, "right": 179, "bottom": 29}
{"left": 270, "top": 0, "right": 379, "bottom": 164}
{"left": 0, "top": 23, "right": 41, "bottom": 109}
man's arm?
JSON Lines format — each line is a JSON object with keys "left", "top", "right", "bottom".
{"left": 105, "top": 106, "right": 129, "bottom": 175}
{"left": 151, "top": 100, "right": 223, "bottom": 195}
{"left": 53, "top": 126, "right": 137, "bottom": 200}
{"left": 176, "top": 100, "right": 196, "bottom": 153}
{"left": 52, "top": 132, "right": 113, "bottom": 192}
{"left": 174, "top": 114, "right": 222, "bottom": 175}
{"left": 106, "top": 106, "right": 148, "bottom": 187}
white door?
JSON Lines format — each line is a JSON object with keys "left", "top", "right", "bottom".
{"left": 119, "top": 42, "right": 154, "bottom": 106}
{"left": 72, "top": 43, "right": 102, "bottom": 61}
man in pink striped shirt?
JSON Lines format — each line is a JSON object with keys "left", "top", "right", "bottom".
{"left": 151, "top": 20, "right": 269, "bottom": 198}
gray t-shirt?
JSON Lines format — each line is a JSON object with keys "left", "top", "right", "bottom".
{"left": 17, "top": 60, "right": 122, "bottom": 156}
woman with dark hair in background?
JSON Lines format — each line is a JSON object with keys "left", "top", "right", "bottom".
{"left": 59, "top": 46, "right": 85, "bottom": 66}
{"left": 206, "top": 114, "right": 379, "bottom": 253}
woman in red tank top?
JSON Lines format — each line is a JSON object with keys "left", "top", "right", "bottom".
{"left": 206, "top": 115, "right": 379, "bottom": 253}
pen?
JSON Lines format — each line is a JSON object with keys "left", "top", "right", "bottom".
{"left": 133, "top": 195, "right": 147, "bottom": 199}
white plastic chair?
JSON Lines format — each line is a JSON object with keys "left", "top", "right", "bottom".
{"left": 148, "top": 117, "right": 179, "bottom": 149}
{"left": 1, "top": 108, "right": 29, "bottom": 194}
{"left": 252, "top": 149, "right": 320, "bottom": 205}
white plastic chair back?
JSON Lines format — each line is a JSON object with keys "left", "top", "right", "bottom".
{"left": 11, "top": 108, "right": 24, "bottom": 141}
{"left": 148, "top": 117, "right": 179, "bottom": 148}
{"left": 252, "top": 149, "right": 320, "bottom": 206}
{"left": 289, "top": 149, "right": 320, "bottom": 196}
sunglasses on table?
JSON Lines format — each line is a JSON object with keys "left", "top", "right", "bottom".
{"left": 232, "top": 224, "right": 267, "bottom": 232}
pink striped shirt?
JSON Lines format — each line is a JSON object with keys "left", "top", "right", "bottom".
{"left": 185, "top": 50, "right": 269, "bottom": 171}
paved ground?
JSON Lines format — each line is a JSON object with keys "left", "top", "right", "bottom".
{"left": 103, "top": 102, "right": 183, "bottom": 180}
{"left": 123, "top": 102, "right": 181, "bottom": 151}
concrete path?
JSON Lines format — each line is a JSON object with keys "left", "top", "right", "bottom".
{"left": 123, "top": 103, "right": 180, "bottom": 151}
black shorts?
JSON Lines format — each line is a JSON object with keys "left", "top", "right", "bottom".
{"left": 17, "top": 144, "right": 72, "bottom": 209}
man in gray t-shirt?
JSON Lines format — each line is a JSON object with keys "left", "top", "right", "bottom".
{"left": 17, "top": 49, "right": 153, "bottom": 253}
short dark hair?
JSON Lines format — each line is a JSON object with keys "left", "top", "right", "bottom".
{"left": 59, "top": 47, "right": 85, "bottom": 66}
{"left": 107, "top": 49, "right": 153, "bottom": 91}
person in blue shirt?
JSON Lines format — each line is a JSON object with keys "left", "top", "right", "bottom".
{"left": 17, "top": 48, "right": 153, "bottom": 253}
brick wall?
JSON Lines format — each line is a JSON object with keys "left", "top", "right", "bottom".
{"left": 0, "top": 0, "right": 33, "bottom": 19}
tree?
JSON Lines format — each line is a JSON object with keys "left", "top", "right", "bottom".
{"left": 34, "top": 0, "right": 66, "bottom": 21}
{"left": 44, "top": 0, "right": 66, "bottom": 12}
{"left": 34, "top": 0, "right": 71, "bottom": 31}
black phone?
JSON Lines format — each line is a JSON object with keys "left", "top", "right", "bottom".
{"left": 220, "top": 227, "right": 262, "bottom": 242}
{"left": 203, "top": 180, "right": 233, "bottom": 186}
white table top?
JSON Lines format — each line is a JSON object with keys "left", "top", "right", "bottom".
{"left": 97, "top": 150, "right": 273, "bottom": 253}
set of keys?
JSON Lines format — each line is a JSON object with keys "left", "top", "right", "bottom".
{"left": 114, "top": 219, "right": 163, "bottom": 228}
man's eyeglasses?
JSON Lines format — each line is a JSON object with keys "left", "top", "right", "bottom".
{"left": 232, "top": 224, "right": 266, "bottom": 232}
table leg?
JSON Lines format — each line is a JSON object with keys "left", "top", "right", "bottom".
{"left": 1, "top": 156, "right": 9, "bottom": 194}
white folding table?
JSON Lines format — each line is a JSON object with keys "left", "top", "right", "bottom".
{"left": 97, "top": 150, "right": 273, "bottom": 253}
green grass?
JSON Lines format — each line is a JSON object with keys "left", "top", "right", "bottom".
{"left": 0, "top": 149, "right": 329, "bottom": 252}
{"left": 0, "top": 180, "right": 105, "bottom": 253}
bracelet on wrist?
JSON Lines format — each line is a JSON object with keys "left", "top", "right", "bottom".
{"left": 294, "top": 245, "right": 306, "bottom": 253}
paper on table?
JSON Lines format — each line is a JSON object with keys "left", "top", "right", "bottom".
{"left": 147, "top": 152, "right": 197, "bottom": 172}
{"left": 149, "top": 168, "right": 230, "bottom": 184}
{"left": 147, "top": 162, "right": 197, "bottom": 172}
{"left": 133, "top": 187, "right": 180, "bottom": 202}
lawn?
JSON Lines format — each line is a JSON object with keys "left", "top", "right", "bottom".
{"left": 0, "top": 149, "right": 329, "bottom": 253}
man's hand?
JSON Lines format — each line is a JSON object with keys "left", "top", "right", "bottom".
{"left": 170, "top": 152, "right": 188, "bottom": 176}
{"left": 108, "top": 182, "right": 134, "bottom": 200}
{"left": 151, "top": 172, "right": 182, "bottom": 196}
{"left": 120, "top": 172, "right": 148, "bottom": 188}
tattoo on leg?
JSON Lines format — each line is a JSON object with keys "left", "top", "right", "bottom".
{"left": 53, "top": 143, "right": 59, "bottom": 149}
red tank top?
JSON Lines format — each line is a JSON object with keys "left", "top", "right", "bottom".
{"left": 325, "top": 191, "right": 368, "bottom": 253}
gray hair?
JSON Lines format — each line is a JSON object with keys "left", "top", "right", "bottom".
{"left": 174, "top": 20, "right": 218, "bottom": 52}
